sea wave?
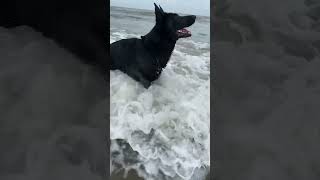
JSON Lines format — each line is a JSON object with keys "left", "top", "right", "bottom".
{"left": 110, "top": 31, "right": 210, "bottom": 180}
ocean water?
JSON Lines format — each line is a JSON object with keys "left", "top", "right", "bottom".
{"left": 110, "top": 6, "right": 210, "bottom": 180}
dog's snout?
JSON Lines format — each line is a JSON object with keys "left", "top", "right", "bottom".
{"left": 188, "top": 15, "right": 196, "bottom": 24}
{"left": 188, "top": 15, "right": 196, "bottom": 25}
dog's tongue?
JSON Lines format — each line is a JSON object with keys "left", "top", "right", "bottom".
{"left": 178, "top": 28, "right": 191, "bottom": 35}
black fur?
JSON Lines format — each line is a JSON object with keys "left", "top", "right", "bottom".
{"left": 110, "top": 3, "right": 196, "bottom": 88}
{"left": 0, "top": 0, "right": 108, "bottom": 74}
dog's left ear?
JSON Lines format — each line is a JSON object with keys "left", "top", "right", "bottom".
{"left": 154, "top": 3, "right": 164, "bottom": 22}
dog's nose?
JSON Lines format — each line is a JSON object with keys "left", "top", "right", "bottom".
{"left": 191, "top": 15, "right": 196, "bottom": 20}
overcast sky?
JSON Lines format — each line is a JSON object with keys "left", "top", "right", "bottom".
{"left": 110, "top": 0, "right": 210, "bottom": 16}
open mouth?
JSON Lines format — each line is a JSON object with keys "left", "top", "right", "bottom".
{"left": 177, "top": 28, "right": 191, "bottom": 38}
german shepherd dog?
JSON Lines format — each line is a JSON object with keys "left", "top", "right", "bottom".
{"left": 110, "top": 3, "right": 196, "bottom": 88}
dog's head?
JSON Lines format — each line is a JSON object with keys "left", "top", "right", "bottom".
{"left": 154, "top": 3, "right": 196, "bottom": 40}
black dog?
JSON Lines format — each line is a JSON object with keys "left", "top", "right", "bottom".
{"left": 0, "top": 0, "right": 108, "bottom": 73}
{"left": 110, "top": 3, "right": 196, "bottom": 88}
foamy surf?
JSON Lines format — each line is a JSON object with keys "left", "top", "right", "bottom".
{"left": 110, "top": 27, "right": 210, "bottom": 179}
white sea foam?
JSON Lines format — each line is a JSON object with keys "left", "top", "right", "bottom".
{"left": 110, "top": 31, "right": 210, "bottom": 180}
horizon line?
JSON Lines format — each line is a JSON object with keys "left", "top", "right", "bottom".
{"left": 110, "top": 5, "right": 210, "bottom": 17}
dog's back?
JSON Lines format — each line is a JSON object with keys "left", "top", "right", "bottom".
{"left": 111, "top": 38, "right": 139, "bottom": 70}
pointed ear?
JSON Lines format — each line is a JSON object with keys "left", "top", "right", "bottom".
{"left": 154, "top": 3, "right": 163, "bottom": 22}
{"left": 159, "top": 5, "right": 164, "bottom": 13}
{"left": 154, "top": 3, "right": 160, "bottom": 13}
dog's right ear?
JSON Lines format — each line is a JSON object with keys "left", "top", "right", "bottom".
{"left": 154, "top": 3, "right": 164, "bottom": 22}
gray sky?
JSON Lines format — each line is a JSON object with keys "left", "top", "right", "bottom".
{"left": 110, "top": 0, "right": 210, "bottom": 16}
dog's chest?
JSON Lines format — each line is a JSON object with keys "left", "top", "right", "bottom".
{"left": 135, "top": 54, "right": 162, "bottom": 80}
{"left": 137, "top": 55, "right": 162, "bottom": 72}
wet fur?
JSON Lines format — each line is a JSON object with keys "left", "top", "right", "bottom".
{"left": 110, "top": 4, "right": 196, "bottom": 88}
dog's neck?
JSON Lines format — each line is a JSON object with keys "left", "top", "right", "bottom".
{"left": 141, "top": 26, "right": 177, "bottom": 68}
